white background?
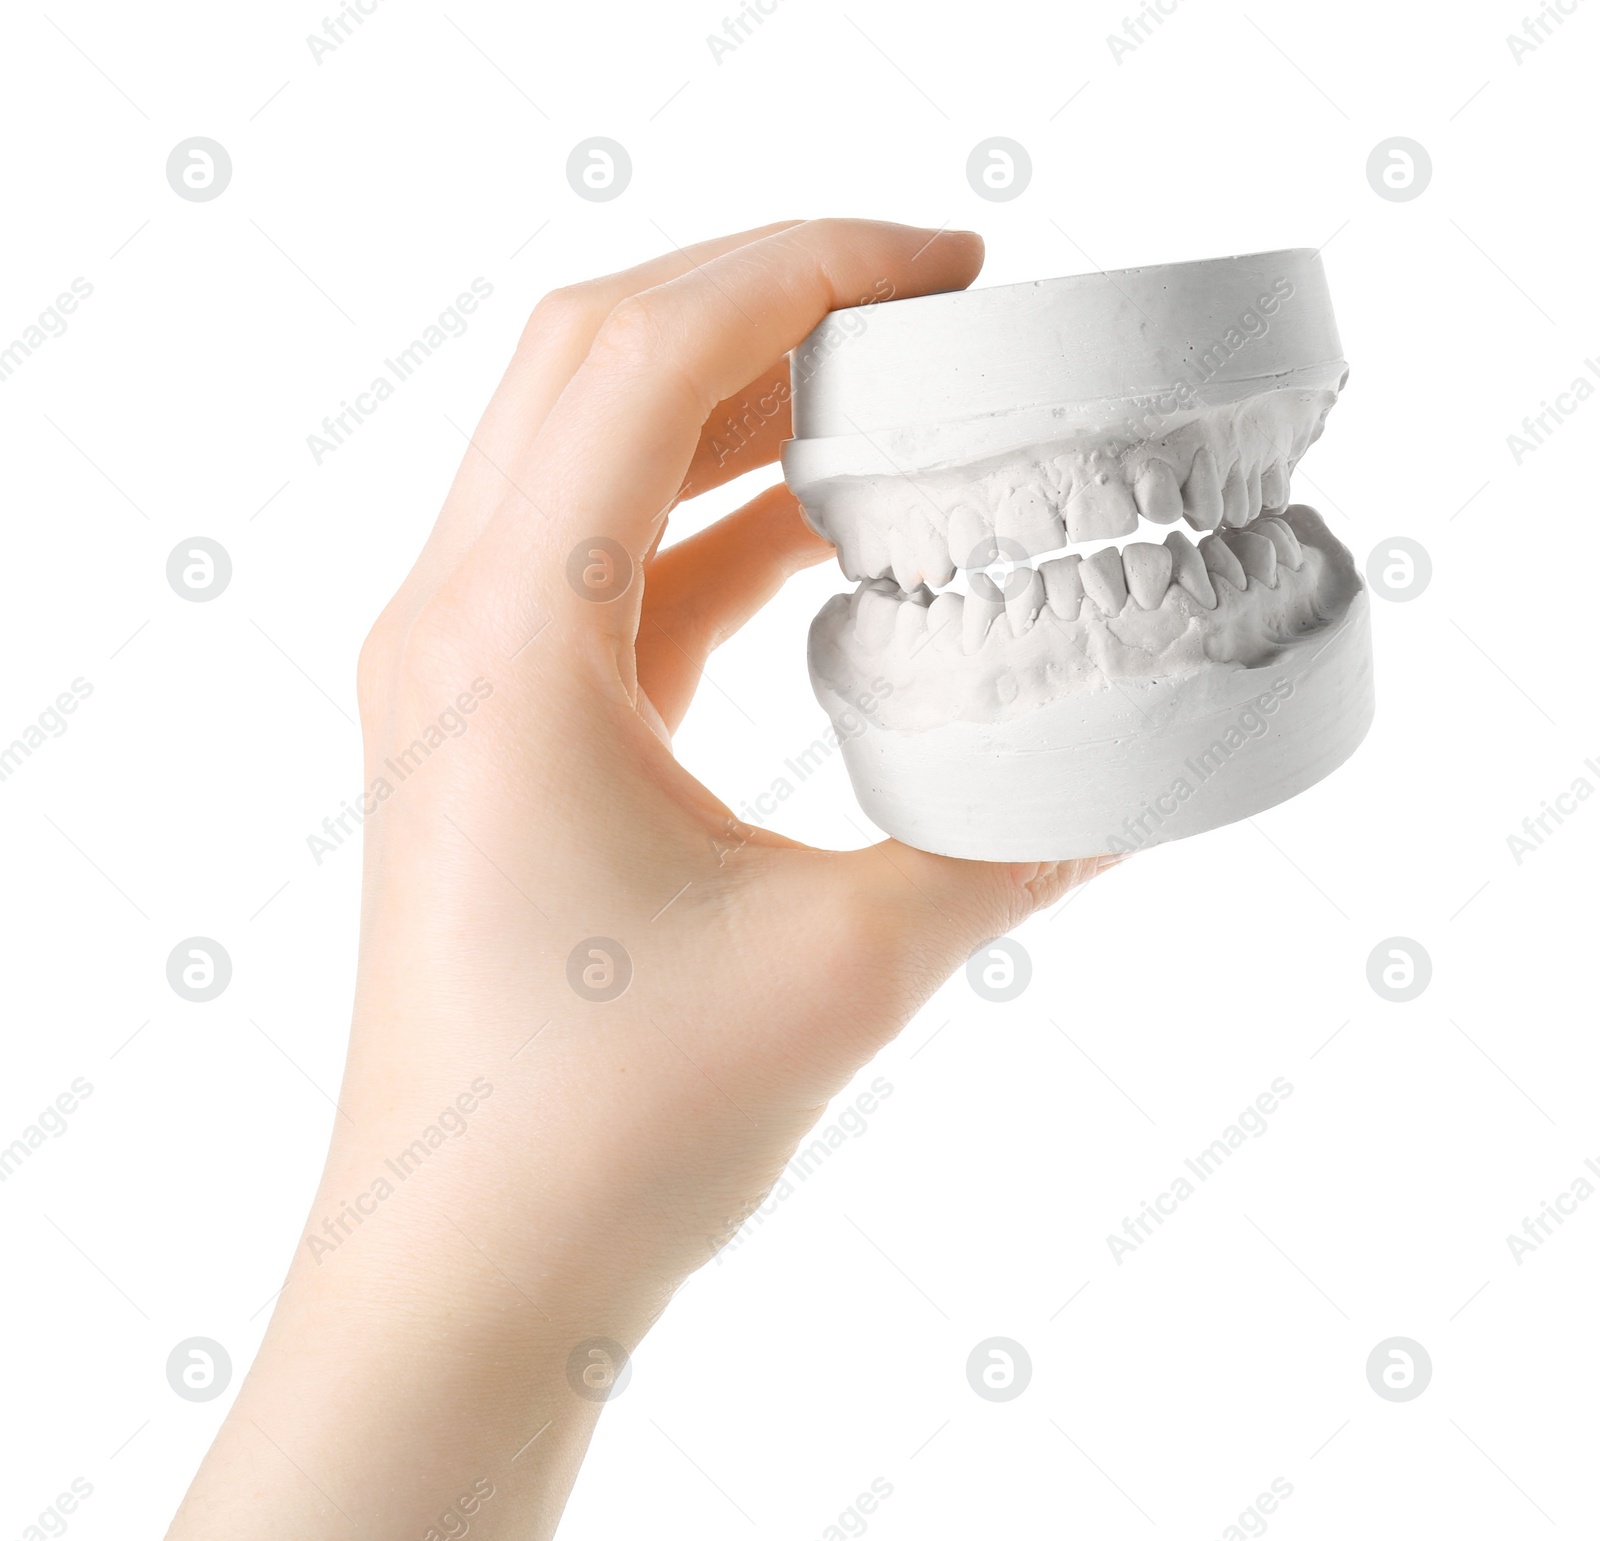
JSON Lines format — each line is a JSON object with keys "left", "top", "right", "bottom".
{"left": 2, "top": 1, "right": 1596, "bottom": 1535}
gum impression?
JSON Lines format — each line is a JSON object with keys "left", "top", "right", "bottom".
{"left": 784, "top": 250, "right": 1375, "bottom": 860}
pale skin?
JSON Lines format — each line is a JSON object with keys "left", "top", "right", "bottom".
{"left": 167, "top": 218, "right": 1120, "bottom": 1538}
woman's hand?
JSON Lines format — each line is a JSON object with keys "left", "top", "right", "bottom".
{"left": 169, "top": 218, "right": 1113, "bottom": 1539}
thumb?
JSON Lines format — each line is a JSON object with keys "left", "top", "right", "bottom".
{"left": 840, "top": 839, "right": 1126, "bottom": 992}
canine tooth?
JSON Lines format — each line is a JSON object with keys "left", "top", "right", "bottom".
{"left": 925, "top": 590, "right": 964, "bottom": 649}
{"left": 1163, "top": 530, "right": 1216, "bottom": 609}
{"left": 948, "top": 503, "right": 993, "bottom": 570}
{"left": 1065, "top": 472, "right": 1140, "bottom": 542}
{"left": 1252, "top": 515, "right": 1304, "bottom": 571}
{"left": 1132, "top": 459, "right": 1184, "bottom": 524}
{"left": 1220, "top": 462, "right": 1251, "bottom": 527}
{"left": 915, "top": 520, "right": 955, "bottom": 588}
{"left": 1181, "top": 447, "right": 1224, "bottom": 530}
{"left": 1005, "top": 566, "right": 1046, "bottom": 636}
{"left": 1121, "top": 541, "right": 1174, "bottom": 610}
{"left": 888, "top": 528, "right": 921, "bottom": 592}
{"left": 1041, "top": 553, "right": 1085, "bottom": 620}
{"left": 1246, "top": 463, "right": 1263, "bottom": 522}
{"left": 831, "top": 521, "right": 866, "bottom": 578}
{"left": 1259, "top": 461, "right": 1289, "bottom": 513}
{"left": 996, "top": 486, "right": 1065, "bottom": 557}
{"left": 1199, "top": 532, "right": 1247, "bottom": 593}
{"left": 962, "top": 575, "right": 1005, "bottom": 654}
{"left": 1079, "top": 547, "right": 1129, "bottom": 614}
{"left": 853, "top": 581, "right": 901, "bottom": 648}
{"left": 1224, "top": 529, "right": 1278, "bottom": 588}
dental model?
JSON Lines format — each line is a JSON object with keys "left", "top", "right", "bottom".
{"left": 782, "top": 249, "right": 1373, "bottom": 860}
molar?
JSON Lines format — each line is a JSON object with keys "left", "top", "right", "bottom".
{"left": 1222, "top": 529, "right": 1278, "bottom": 588}
{"left": 1164, "top": 530, "right": 1216, "bottom": 609}
{"left": 1122, "top": 541, "right": 1174, "bottom": 610}
{"left": 1199, "top": 531, "right": 1247, "bottom": 593}
{"left": 1040, "top": 552, "right": 1085, "bottom": 621}
{"left": 1079, "top": 546, "right": 1129, "bottom": 614}
{"left": 1133, "top": 459, "right": 1184, "bottom": 524}
{"left": 1181, "top": 446, "right": 1224, "bottom": 530}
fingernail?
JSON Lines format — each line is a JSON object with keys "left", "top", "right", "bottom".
{"left": 1096, "top": 852, "right": 1133, "bottom": 873}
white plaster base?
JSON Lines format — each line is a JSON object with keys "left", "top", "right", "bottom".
{"left": 813, "top": 591, "right": 1374, "bottom": 861}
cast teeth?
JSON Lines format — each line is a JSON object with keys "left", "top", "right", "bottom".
{"left": 1004, "top": 566, "right": 1046, "bottom": 637}
{"left": 926, "top": 589, "right": 964, "bottom": 650}
{"left": 1199, "top": 531, "right": 1247, "bottom": 593}
{"left": 1079, "top": 547, "right": 1129, "bottom": 615}
{"left": 853, "top": 578, "right": 901, "bottom": 647}
{"left": 1223, "top": 529, "right": 1279, "bottom": 588}
{"left": 1065, "top": 470, "right": 1140, "bottom": 543}
{"left": 1132, "top": 459, "right": 1184, "bottom": 524}
{"left": 963, "top": 574, "right": 1005, "bottom": 653}
{"left": 1122, "top": 541, "right": 1173, "bottom": 610}
{"left": 1164, "top": 529, "right": 1216, "bottom": 609}
{"left": 1182, "top": 446, "right": 1224, "bottom": 530}
{"left": 1041, "top": 552, "right": 1085, "bottom": 620}
{"left": 1253, "top": 514, "right": 1303, "bottom": 571}
{"left": 806, "top": 389, "right": 1336, "bottom": 582}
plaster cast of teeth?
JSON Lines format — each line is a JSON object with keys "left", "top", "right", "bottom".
{"left": 782, "top": 248, "right": 1374, "bottom": 860}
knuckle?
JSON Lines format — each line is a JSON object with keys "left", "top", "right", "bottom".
{"left": 522, "top": 283, "right": 598, "bottom": 350}
{"left": 592, "top": 293, "right": 668, "bottom": 365}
